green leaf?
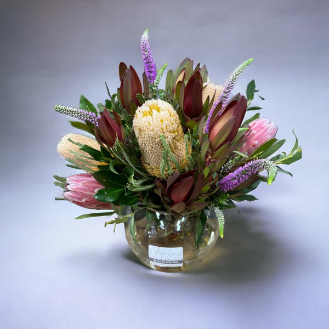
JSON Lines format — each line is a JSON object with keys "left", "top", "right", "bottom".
{"left": 127, "top": 183, "right": 155, "bottom": 192}
{"left": 75, "top": 211, "right": 115, "bottom": 220}
{"left": 196, "top": 211, "right": 207, "bottom": 249}
{"left": 113, "top": 190, "right": 139, "bottom": 206}
{"left": 247, "top": 106, "right": 262, "bottom": 111}
{"left": 54, "top": 175, "right": 66, "bottom": 183}
{"left": 101, "top": 146, "right": 113, "bottom": 159}
{"left": 258, "top": 95, "right": 265, "bottom": 100}
{"left": 146, "top": 209, "right": 158, "bottom": 227}
{"left": 200, "top": 139, "right": 209, "bottom": 161}
{"left": 250, "top": 138, "right": 277, "bottom": 157}
{"left": 109, "top": 159, "right": 125, "bottom": 174}
{"left": 79, "top": 95, "right": 97, "bottom": 114}
{"left": 80, "top": 145, "right": 103, "bottom": 161}
{"left": 291, "top": 130, "right": 299, "bottom": 154}
{"left": 278, "top": 149, "right": 302, "bottom": 165}
{"left": 230, "top": 179, "right": 262, "bottom": 196}
{"left": 105, "top": 99, "right": 112, "bottom": 110}
{"left": 104, "top": 212, "right": 133, "bottom": 227}
{"left": 69, "top": 121, "right": 94, "bottom": 134}
{"left": 92, "top": 170, "right": 128, "bottom": 188}
{"left": 233, "top": 150, "right": 248, "bottom": 158}
{"left": 55, "top": 197, "right": 66, "bottom": 201}
{"left": 233, "top": 195, "right": 258, "bottom": 202}
{"left": 129, "top": 214, "right": 136, "bottom": 242}
{"left": 203, "top": 167, "right": 210, "bottom": 178}
{"left": 259, "top": 139, "right": 286, "bottom": 159}
{"left": 270, "top": 153, "right": 285, "bottom": 162}
{"left": 186, "top": 119, "right": 197, "bottom": 130}
{"left": 246, "top": 80, "right": 256, "bottom": 101}
{"left": 242, "top": 113, "right": 260, "bottom": 127}
{"left": 97, "top": 103, "right": 105, "bottom": 112}
{"left": 93, "top": 187, "right": 125, "bottom": 203}
{"left": 277, "top": 166, "right": 293, "bottom": 177}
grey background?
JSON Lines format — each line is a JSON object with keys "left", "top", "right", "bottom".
{"left": 0, "top": 0, "right": 328, "bottom": 328}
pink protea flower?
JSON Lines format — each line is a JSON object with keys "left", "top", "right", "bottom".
{"left": 63, "top": 173, "right": 112, "bottom": 210}
{"left": 240, "top": 118, "right": 278, "bottom": 156}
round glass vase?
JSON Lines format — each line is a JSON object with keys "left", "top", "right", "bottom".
{"left": 124, "top": 209, "right": 219, "bottom": 272}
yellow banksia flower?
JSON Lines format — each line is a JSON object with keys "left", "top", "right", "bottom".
{"left": 202, "top": 82, "right": 224, "bottom": 104}
{"left": 57, "top": 133, "right": 107, "bottom": 173}
{"left": 133, "top": 99, "right": 189, "bottom": 178}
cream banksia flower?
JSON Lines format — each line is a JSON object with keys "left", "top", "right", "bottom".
{"left": 133, "top": 99, "right": 189, "bottom": 178}
{"left": 57, "top": 133, "right": 107, "bottom": 173}
{"left": 202, "top": 83, "right": 224, "bottom": 104}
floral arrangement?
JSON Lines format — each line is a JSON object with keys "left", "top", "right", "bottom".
{"left": 54, "top": 29, "right": 302, "bottom": 240}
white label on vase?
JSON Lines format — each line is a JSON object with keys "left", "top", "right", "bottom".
{"left": 149, "top": 245, "right": 183, "bottom": 267}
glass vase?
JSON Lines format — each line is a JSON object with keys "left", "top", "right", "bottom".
{"left": 124, "top": 209, "right": 219, "bottom": 272}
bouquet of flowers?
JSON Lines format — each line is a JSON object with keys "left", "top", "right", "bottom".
{"left": 54, "top": 30, "right": 302, "bottom": 271}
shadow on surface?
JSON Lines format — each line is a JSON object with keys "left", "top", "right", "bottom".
{"left": 185, "top": 207, "right": 293, "bottom": 282}
{"left": 122, "top": 207, "right": 294, "bottom": 283}
{"left": 64, "top": 207, "right": 295, "bottom": 284}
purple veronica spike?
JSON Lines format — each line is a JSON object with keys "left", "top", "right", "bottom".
{"left": 205, "top": 59, "right": 253, "bottom": 133}
{"left": 55, "top": 105, "right": 100, "bottom": 126}
{"left": 218, "top": 160, "right": 264, "bottom": 191}
{"left": 141, "top": 29, "right": 157, "bottom": 84}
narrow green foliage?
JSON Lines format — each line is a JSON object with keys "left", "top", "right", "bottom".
{"left": 160, "top": 134, "right": 183, "bottom": 173}
{"left": 196, "top": 211, "right": 207, "bottom": 248}
{"left": 54, "top": 175, "right": 66, "bottom": 183}
{"left": 76, "top": 212, "right": 115, "bottom": 220}
{"left": 136, "top": 93, "right": 145, "bottom": 105}
{"left": 54, "top": 181, "right": 65, "bottom": 189}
